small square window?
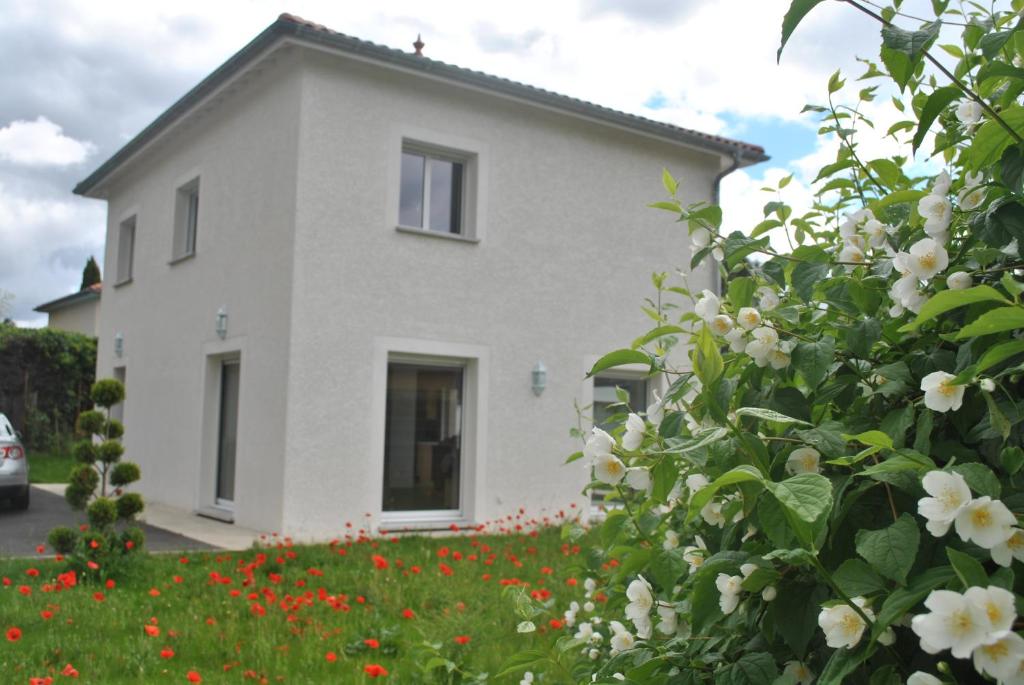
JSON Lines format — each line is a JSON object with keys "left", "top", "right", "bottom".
{"left": 116, "top": 216, "right": 136, "bottom": 284}
{"left": 172, "top": 178, "right": 200, "bottom": 261}
{"left": 399, "top": 148, "right": 465, "bottom": 235}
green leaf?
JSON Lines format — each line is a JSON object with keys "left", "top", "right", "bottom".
{"left": 796, "top": 421, "right": 847, "bottom": 458}
{"left": 792, "top": 261, "right": 829, "bottom": 302}
{"left": 766, "top": 473, "right": 833, "bottom": 523}
{"left": 952, "top": 462, "right": 1002, "bottom": 498}
{"left": 792, "top": 338, "right": 835, "bottom": 388}
{"left": 728, "top": 277, "right": 757, "bottom": 308}
{"left": 981, "top": 29, "right": 1014, "bottom": 60}
{"left": 734, "top": 407, "right": 812, "bottom": 426}
{"left": 565, "top": 450, "right": 584, "bottom": 465}
{"left": 632, "top": 325, "right": 686, "bottom": 349}
{"left": 661, "top": 168, "right": 678, "bottom": 196}
{"left": 494, "top": 650, "right": 549, "bottom": 678}
{"left": 881, "top": 21, "right": 940, "bottom": 62}
{"left": 718, "top": 652, "right": 778, "bottom": 685}
{"left": 778, "top": 0, "right": 826, "bottom": 62}
{"left": 984, "top": 390, "right": 1012, "bottom": 440}
{"left": 970, "top": 104, "right": 1024, "bottom": 170}
{"left": 869, "top": 189, "right": 927, "bottom": 212}
{"left": 687, "top": 466, "right": 764, "bottom": 524}
{"left": 855, "top": 514, "right": 920, "bottom": 585}
{"left": 845, "top": 430, "right": 893, "bottom": 449}
{"left": 913, "top": 86, "right": 962, "bottom": 153}
{"left": 817, "top": 644, "right": 870, "bottom": 685}
{"left": 648, "top": 201, "right": 681, "bottom": 213}
{"left": 827, "top": 69, "right": 845, "bottom": 94}
{"left": 955, "top": 306, "right": 1024, "bottom": 339}
{"left": 693, "top": 325, "right": 724, "bottom": 385}
{"left": 651, "top": 548, "right": 688, "bottom": 591}
{"left": 871, "top": 566, "right": 956, "bottom": 638}
{"left": 947, "top": 547, "right": 989, "bottom": 589}
{"left": 769, "top": 582, "right": 827, "bottom": 658}
{"left": 833, "top": 559, "right": 887, "bottom": 596}
{"left": 846, "top": 318, "right": 881, "bottom": 358}
{"left": 587, "top": 349, "right": 652, "bottom": 377}
{"left": 899, "top": 285, "right": 1009, "bottom": 332}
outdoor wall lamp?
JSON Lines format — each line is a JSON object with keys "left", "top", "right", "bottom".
{"left": 113, "top": 332, "right": 124, "bottom": 358}
{"left": 532, "top": 361, "right": 547, "bottom": 396}
{"left": 215, "top": 307, "right": 228, "bottom": 340}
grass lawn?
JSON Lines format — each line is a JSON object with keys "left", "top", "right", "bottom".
{"left": 27, "top": 450, "right": 75, "bottom": 484}
{"left": 0, "top": 517, "right": 590, "bottom": 684}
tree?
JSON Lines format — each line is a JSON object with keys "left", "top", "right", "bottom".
{"left": 80, "top": 256, "right": 101, "bottom": 290}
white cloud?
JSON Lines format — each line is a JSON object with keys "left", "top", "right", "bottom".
{"left": 0, "top": 116, "right": 96, "bottom": 167}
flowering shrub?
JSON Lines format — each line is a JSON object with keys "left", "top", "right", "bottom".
{"left": 510, "top": 1, "right": 1024, "bottom": 683}
{"left": 48, "top": 378, "right": 144, "bottom": 577}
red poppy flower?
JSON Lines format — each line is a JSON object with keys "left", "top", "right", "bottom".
{"left": 40, "top": 610, "right": 53, "bottom": 620}
{"left": 186, "top": 671, "right": 202, "bottom": 683}
{"left": 454, "top": 635, "right": 471, "bottom": 645}
{"left": 160, "top": 648, "right": 175, "bottom": 660}
{"left": 35, "top": 545, "right": 45, "bottom": 554}
{"left": 549, "top": 619, "right": 564, "bottom": 629}
{"left": 61, "top": 664, "right": 78, "bottom": 678}
{"left": 105, "top": 579, "right": 115, "bottom": 589}
{"left": 149, "top": 588, "right": 161, "bottom": 597}
{"left": 6, "top": 627, "right": 21, "bottom": 642}
{"left": 144, "top": 625, "right": 160, "bottom": 637}
{"left": 401, "top": 608, "right": 415, "bottom": 619}
{"left": 325, "top": 651, "right": 337, "bottom": 663}
{"left": 93, "top": 592, "right": 105, "bottom": 602}
{"left": 363, "top": 664, "right": 389, "bottom": 678}
{"left": 363, "top": 638, "right": 380, "bottom": 649}
{"left": 371, "top": 555, "right": 388, "bottom": 570}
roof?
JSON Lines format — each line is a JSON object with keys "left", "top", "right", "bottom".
{"left": 74, "top": 14, "right": 768, "bottom": 196}
{"left": 34, "top": 283, "right": 101, "bottom": 314}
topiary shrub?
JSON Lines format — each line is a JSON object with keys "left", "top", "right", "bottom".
{"left": 52, "top": 377, "right": 144, "bottom": 579}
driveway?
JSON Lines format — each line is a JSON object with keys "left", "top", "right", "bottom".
{"left": 0, "top": 486, "right": 213, "bottom": 557}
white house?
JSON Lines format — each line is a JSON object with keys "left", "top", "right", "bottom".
{"left": 73, "top": 14, "right": 766, "bottom": 538}
{"left": 34, "top": 283, "right": 101, "bottom": 336}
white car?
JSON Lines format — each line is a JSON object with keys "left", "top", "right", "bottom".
{"left": 0, "top": 414, "right": 28, "bottom": 510}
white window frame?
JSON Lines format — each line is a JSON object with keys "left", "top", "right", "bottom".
{"left": 389, "top": 126, "right": 487, "bottom": 243}
{"left": 115, "top": 216, "right": 136, "bottom": 285}
{"left": 371, "top": 337, "right": 489, "bottom": 529}
{"left": 171, "top": 176, "right": 200, "bottom": 263}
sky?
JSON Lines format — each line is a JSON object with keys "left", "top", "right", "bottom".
{"left": 0, "top": 0, "right": 956, "bottom": 325}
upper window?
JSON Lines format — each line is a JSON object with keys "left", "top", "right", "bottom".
{"left": 172, "top": 178, "right": 200, "bottom": 261}
{"left": 399, "top": 148, "right": 465, "bottom": 235}
{"left": 116, "top": 216, "right": 136, "bottom": 284}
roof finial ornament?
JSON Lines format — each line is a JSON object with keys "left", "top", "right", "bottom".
{"left": 413, "top": 34, "right": 425, "bottom": 56}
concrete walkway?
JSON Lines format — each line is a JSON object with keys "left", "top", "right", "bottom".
{"left": 32, "top": 484, "right": 264, "bottom": 551}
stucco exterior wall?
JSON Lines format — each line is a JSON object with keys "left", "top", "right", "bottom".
{"left": 94, "top": 52, "right": 302, "bottom": 533}
{"left": 47, "top": 299, "right": 98, "bottom": 336}
{"left": 280, "top": 50, "right": 722, "bottom": 537}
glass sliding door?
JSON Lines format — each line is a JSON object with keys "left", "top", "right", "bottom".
{"left": 383, "top": 362, "right": 463, "bottom": 513}
{"left": 216, "top": 360, "right": 240, "bottom": 506}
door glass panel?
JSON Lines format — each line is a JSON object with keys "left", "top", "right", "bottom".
{"left": 217, "top": 361, "right": 240, "bottom": 504}
{"left": 383, "top": 363, "right": 463, "bottom": 512}
{"left": 399, "top": 152, "right": 425, "bottom": 227}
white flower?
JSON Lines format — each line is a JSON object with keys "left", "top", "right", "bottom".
{"left": 691, "top": 226, "right": 711, "bottom": 249}
{"left": 782, "top": 661, "right": 814, "bottom": 685}
{"left": 839, "top": 243, "right": 866, "bottom": 270}
{"left": 921, "top": 371, "right": 966, "bottom": 413}
{"left": 694, "top": 290, "right": 720, "bottom": 323}
{"left": 761, "top": 586, "right": 777, "bottom": 602}
{"left": 907, "top": 238, "right": 949, "bottom": 281}
{"left": 712, "top": 247, "right": 724, "bottom": 262}
{"left": 964, "top": 586, "right": 1016, "bottom": 633}
{"left": 818, "top": 597, "right": 873, "bottom": 649}
{"left": 587, "top": 648, "right": 600, "bottom": 660}
{"left": 682, "top": 539, "right": 706, "bottom": 574}
{"left": 958, "top": 184, "right": 987, "bottom": 211}
{"left": 980, "top": 378, "right": 996, "bottom": 393}
{"left": 519, "top": 672, "right": 535, "bottom": 685}
{"left": 646, "top": 392, "right": 664, "bottom": 427}
{"left": 633, "top": 614, "right": 652, "bottom": 640}
{"left": 583, "top": 601, "right": 595, "bottom": 613}
{"left": 756, "top": 286, "right": 779, "bottom": 311}
{"left": 701, "top": 500, "right": 726, "bottom": 528}
{"left": 845, "top": 234, "right": 866, "bottom": 252}
{"left": 625, "top": 576, "right": 654, "bottom": 622}
{"left": 864, "top": 219, "right": 891, "bottom": 248}
{"left": 917, "top": 470, "right": 972, "bottom": 537}
{"left": 745, "top": 326, "right": 779, "bottom": 365}
{"left": 912, "top": 589, "right": 992, "bottom": 658}
{"left": 625, "top": 467, "right": 650, "bottom": 492}
{"left": 878, "top": 627, "right": 896, "bottom": 646}
{"left": 974, "top": 631, "right": 1024, "bottom": 681}
{"left": 955, "top": 497, "right": 1016, "bottom": 549}
{"left": 663, "top": 529, "right": 679, "bottom": 550}
{"left": 904, "top": 289, "right": 928, "bottom": 313}
{"left": 964, "top": 171, "right": 984, "bottom": 188}
{"left": 918, "top": 194, "right": 953, "bottom": 236}
{"left": 711, "top": 314, "right": 734, "bottom": 336}
{"left": 947, "top": 271, "right": 973, "bottom": 290}
{"left": 786, "top": 447, "right": 821, "bottom": 475}
{"left": 584, "top": 428, "right": 615, "bottom": 460}
{"left": 740, "top": 563, "right": 759, "bottom": 578}
{"left": 991, "top": 529, "right": 1024, "bottom": 567}
{"left": 768, "top": 349, "right": 791, "bottom": 370}
{"left": 933, "top": 170, "right": 952, "bottom": 195}
{"left": 737, "top": 307, "right": 762, "bottom": 330}
{"left": 907, "top": 672, "right": 942, "bottom": 685}
{"left": 656, "top": 604, "right": 677, "bottom": 635}
{"left": 593, "top": 453, "right": 627, "bottom": 486}
{"left": 725, "top": 326, "right": 746, "bottom": 353}
{"left": 685, "top": 473, "right": 709, "bottom": 493}
{"left": 715, "top": 574, "right": 743, "bottom": 615}
{"left": 622, "top": 413, "right": 645, "bottom": 451}
{"left": 608, "top": 621, "right": 634, "bottom": 653}
{"left": 956, "top": 100, "right": 984, "bottom": 127}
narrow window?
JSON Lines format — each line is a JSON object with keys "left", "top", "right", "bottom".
{"left": 172, "top": 178, "right": 200, "bottom": 261}
{"left": 216, "top": 360, "right": 240, "bottom": 506}
{"left": 398, "top": 147, "right": 465, "bottom": 235}
{"left": 383, "top": 362, "right": 463, "bottom": 512}
{"left": 591, "top": 375, "right": 648, "bottom": 507}
{"left": 116, "top": 217, "right": 136, "bottom": 284}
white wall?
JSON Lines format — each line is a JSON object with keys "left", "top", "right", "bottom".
{"left": 93, "top": 50, "right": 303, "bottom": 533}
{"left": 279, "top": 49, "right": 722, "bottom": 538}
{"left": 47, "top": 299, "right": 98, "bottom": 336}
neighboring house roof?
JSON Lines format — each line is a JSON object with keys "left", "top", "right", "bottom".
{"left": 34, "top": 283, "right": 101, "bottom": 314}
{"left": 74, "top": 14, "right": 768, "bottom": 197}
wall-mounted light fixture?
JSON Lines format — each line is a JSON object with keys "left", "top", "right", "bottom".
{"left": 531, "top": 361, "right": 547, "bottom": 397}
{"left": 215, "top": 307, "right": 228, "bottom": 340}
{"left": 113, "top": 332, "right": 124, "bottom": 358}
